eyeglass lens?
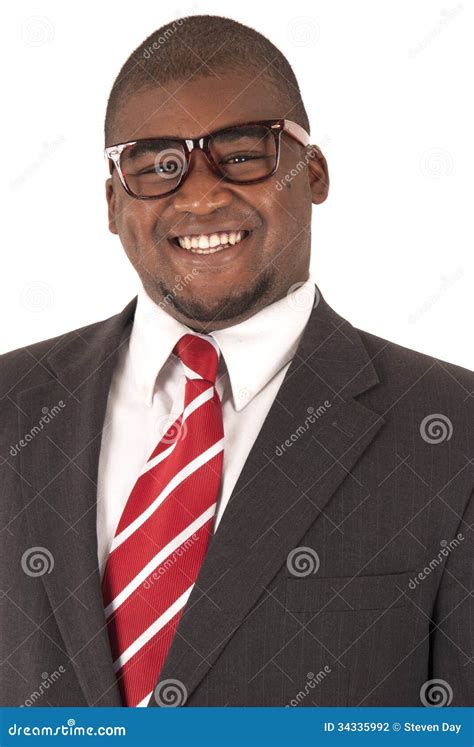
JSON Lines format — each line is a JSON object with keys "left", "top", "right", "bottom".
{"left": 119, "top": 125, "right": 277, "bottom": 197}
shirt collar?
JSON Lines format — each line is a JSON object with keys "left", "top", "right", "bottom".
{"left": 129, "top": 289, "right": 191, "bottom": 406}
{"left": 212, "top": 277, "right": 316, "bottom": 411}
{"left": 129, "top": 277, "right": 316, "bottom": 410}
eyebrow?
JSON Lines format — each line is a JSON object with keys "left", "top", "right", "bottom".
{"left": 211, "top": 125, "right": 269, "bottom": 142}
{"left": 128, "top": 125, "right": 270, "bottom": 152}
{"left": 129, "top": 139, "right": 182, "bottom": 157}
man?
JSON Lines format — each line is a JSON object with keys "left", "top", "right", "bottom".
{"left": 1, "top": 15, "right": 472, "bottom": 708}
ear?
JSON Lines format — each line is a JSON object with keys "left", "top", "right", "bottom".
{"left": 105, "top": 175, "right": 118, "bottom": 235}
{"left": 307, "top": 144, "right": 329, "bottom": 205}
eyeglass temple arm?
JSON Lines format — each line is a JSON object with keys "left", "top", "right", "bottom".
{"left": 282, "top": 120, "right": 311, "bottom": 147}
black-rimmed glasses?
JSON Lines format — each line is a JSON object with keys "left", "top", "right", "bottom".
{"left": 105, "top": 119, "right": 310, "bottom": 199}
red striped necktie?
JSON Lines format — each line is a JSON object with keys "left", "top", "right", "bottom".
{"left": 102, "top": 332, "right": 224, "bottom": 707}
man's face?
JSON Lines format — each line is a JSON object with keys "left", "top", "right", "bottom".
{"left": 106, "top": 71, "right": 329, "bottom": 331}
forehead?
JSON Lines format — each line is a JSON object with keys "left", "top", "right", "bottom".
{"left": 111, "top": 71, "right": 285, "bottom": 143}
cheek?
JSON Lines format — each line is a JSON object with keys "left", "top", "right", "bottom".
{"left": 115, "top": 200, "right": 166, "bottom": 245}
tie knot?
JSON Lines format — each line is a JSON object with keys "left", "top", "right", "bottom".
{"left": 173, "top": 333, "right": 220, "bottom": 384}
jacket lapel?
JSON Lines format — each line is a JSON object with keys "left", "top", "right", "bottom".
{"left": 149, "top": 289, "right": 385, "bottom": 705}
{"left": 16, "top": 300, "right": 136, "bottom": 706}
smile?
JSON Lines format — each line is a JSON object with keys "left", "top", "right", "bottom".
{"left": 171, "top": 230, "right": 251, "bottom": 254}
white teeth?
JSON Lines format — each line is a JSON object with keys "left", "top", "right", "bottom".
{"left": 175, "top": 230, "right": 247, "bottom": 254}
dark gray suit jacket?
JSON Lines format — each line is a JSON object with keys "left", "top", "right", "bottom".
{"left": 1, "top": 286, "right": 473, "bottom": 707}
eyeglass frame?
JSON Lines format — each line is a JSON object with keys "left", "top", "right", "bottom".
{"left": 104, "top": 118, "right": 311, "bottom": 200}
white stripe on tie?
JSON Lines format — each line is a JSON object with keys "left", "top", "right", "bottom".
{"left": 139, "top": 386, "right": 215, "bottom": 477}
{"left": 181, "top": 362, "right": 202, "bottom": 380}
{"left": 113, "top": 585, "right": 194, "bottom": 672}
{"left": 104, "top": 503, "right": 216, "bottom": 618}
{"left": 136, "top": 691, "right": 153, "bottom": 708}
{"left": 111, "top": 438, "right": 225, "bottom": 552}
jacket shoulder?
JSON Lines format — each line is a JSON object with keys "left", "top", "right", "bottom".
{"left": 0, "top": 303, "right": 134, "bottom": 396}
{"left": 358, "top": 328, "right": 474, "bottom": 390}
{"left": 357, "top": 329, "right": 474, "bottom": 406}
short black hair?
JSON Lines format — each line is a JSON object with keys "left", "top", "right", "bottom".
{"left": 104, "top": 14, "right": 310, "bottom": 144}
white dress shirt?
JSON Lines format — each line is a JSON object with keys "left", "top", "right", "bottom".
{"left": 97, "top": 277, "right": 316, "bottom": 577}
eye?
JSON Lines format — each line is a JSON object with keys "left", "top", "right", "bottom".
{"left": 136, "top": 162, "right": 181, "bottom": 177}
{"left": 221, "top": 153, "right": 267, "bottom": 165}
{"left": 159, "top": 161, "right": 180, "bottom": 173}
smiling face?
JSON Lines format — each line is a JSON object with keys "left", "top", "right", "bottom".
{"left": 106, "top": 71, "right": 329, "bottom": 332}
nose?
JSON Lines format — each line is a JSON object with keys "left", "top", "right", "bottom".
{"left": 171, "top": 150, "right": 233, "bottom": 215}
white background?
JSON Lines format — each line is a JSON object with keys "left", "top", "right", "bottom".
{"left": 2, "top": 0, "right": 473, "bottom": 369}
